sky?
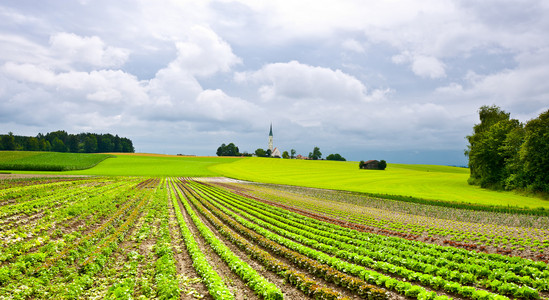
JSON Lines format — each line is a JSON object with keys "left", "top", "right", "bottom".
{"left": 1, "top": 0, "right": 548, "bottom": 165}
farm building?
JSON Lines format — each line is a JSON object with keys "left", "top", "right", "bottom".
{"left": 361, "top": 160, "right": 379, "bottom": 169}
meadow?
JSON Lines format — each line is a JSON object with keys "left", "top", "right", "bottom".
{"left": 211, "top": 157, "right": 549, "bottom": 210}
{"left": 1, "top": 152, "right": 547, "bottom": 210}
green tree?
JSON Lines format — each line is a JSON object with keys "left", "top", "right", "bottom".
{"left": 466, "top": 105, "right": 520, "bottom": 188}
{"left": 378, "top": 160, "right": 387, "bottom": 170}
{"left": 1, "top": 132, "right": 16, "bottom": 150}
{"left": 84, "top": 135, "right": 98, "bottom": 153}
{"left": 51, "top": 137, "right": 68, "bottom": 152}
{"left": 290, "top": 149, "right": 296, "bottom": 159}
{"left": 27, "top": 137, "right": 40, "bottom": 151}
{"left": 521, "top": 109, "right": 549, "bottom": 192}
{"left": 39, "top": 139, "right": 51, "bottom": 151}
{"left": 282, "top": 151, "right": 290, "bottom": 159}
{"left": 217, "top": 143, "right": 240, "bottom": 156}
{"left": 359, "top": 160, "right": 365, "bottom": 169}
{"left": 326, "top": 153, "right": 346, "bottom": 161}
{"left": 309, "top": 146, "right": 322, "bottom": 160}
{"left": 265, "top": 149, "right": 272, "bottom": 157}
{"left": 255, "top": 148, "right": 266, "bottom": 157}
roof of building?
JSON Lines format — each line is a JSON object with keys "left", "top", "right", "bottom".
{"left": 269, "top": 123, "right": 273, "bottom": 136}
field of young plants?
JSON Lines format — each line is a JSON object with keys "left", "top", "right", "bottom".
{"left": 1, "top": 175, "right": 548, "bottom": 300}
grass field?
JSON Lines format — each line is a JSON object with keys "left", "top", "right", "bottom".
{"left": 0, "top": 151, "right": 112, "bottom": 171}
{"left": 211, "top": 157, "right": 549, "bottom": 209}
{"left": 67, "top": 154, "right": 241, "bottom": 176}
{"left": 2, "top": 152, "right": 547, "bottom": 209}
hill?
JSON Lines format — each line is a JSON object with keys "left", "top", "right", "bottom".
{"left": 210, "top": 157, "right": 549, "bottom": 209}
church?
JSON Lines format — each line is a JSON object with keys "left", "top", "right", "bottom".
{"left": 268, "top": 124, "right": 281, "bottom": 158}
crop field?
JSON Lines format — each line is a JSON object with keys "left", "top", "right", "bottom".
{"left": 0, "top": 151, "right": 112, "bottom": 171}
{"left": 1, "top": 176, "right": 548, "bottom": 300}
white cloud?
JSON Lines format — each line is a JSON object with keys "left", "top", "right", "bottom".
{"left": 392, "top": 52, "right": 446, "bottom": 79}
{"left": 342, "top": 39, "right": 365, "bottom": 53}
{"left": 49, "top": 33, "right": 129, "bottom": 69}
{"left": 238, "top": 60, "right": 370, "bottom": 103}
{"left": 173, "top": 26, "right": 241, "bottom": 77}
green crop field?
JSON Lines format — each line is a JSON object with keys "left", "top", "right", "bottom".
{"left": 211, "top": 157, "right": 549, "bottom": 209}
{"left": 68, "top": 154, "right": 241, "bottom": 177}
{"left": 0, "top": 151, "right": 112, "bottom": 171}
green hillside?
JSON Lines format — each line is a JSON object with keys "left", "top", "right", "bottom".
{"left": 0, "top": 151, "right": 112, "bottom": 171}
{"left": 2, "top": 152, "right": 547, "bottom": 209}
{"left": 68, "top": 154, "right": 241, "bottom": 176}
{"left": 211, "top": 157, "right": 549, "bottom": 209}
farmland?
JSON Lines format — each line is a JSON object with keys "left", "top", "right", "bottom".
{"left": 0, "top": 151, "right": 112, "bottom": 171}
{"left": 1, "top": 175, "right": 548, "bottom": 300}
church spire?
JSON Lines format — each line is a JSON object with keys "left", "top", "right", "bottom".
{"left": 268, "top": 123, "right": 273, "bottom": 152}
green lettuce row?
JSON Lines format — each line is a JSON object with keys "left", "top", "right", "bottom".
{"left": 185, "top": 180, "right": 400, "bottom": 300}
{"left": 167, "top": 179, "right": 233, "bottom": 300}
{"left": 152, "top": 180, "right": 181, "bottom": 300}
{"left": 36, "top": 185, "right": 143, "bottom": 272}
{"left": 178, "top": 181, "right": 351, "bottom": 300}
{"left": 196, "top": 182, "right": 544, "bottom": 298}
{"left": 172, "top": 181, "right": 283, "bottom": 300}
{"left": 0, "top": 181, "right": 141, "bottom": 289}
{"left": 197, "top": 181, "right": 548, "bottom": 281}
{"left": 0, "top": 180, "right": 133, "bottom": 263}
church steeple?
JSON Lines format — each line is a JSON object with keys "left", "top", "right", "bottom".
{"left": 268, "top": 123, "right": 273, "bottom": 152}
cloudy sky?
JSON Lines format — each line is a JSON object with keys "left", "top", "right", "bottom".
{"left": 1, "top": 0, "right": 548, "bottom": 165}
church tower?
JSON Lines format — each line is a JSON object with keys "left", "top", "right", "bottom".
{"left": 268, "top": 123, "right": 273, "bottom": 152}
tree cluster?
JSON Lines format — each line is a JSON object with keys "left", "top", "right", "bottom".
{"left": 466, "top": 105, "right": 549, "bottom": 193}
{"left": 326, "top": 153, "right": 346, "bottom": 161}
{"left": 308, "top": 146, "right": 322, "bottom": 160}
{"left": 0, "top": 130, "right": 134, "bottom": 153}
{"left": 216, "top": 143, "right": 240, "bottom": 156}
{"left": 359, "top": 160, "right": 387, "bottom": 170}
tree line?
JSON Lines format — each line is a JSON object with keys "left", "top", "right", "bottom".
{"left": 0, "top": 130, "right": 135, "bottom": 153}
{"left": 466, "top": 105, "right": 549, "bottom": 193}
{"left": 216, "top": 143, "right": 346, "bottom": 161}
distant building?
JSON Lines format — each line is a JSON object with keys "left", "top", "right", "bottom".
{"left": 268, "top": 123, "right": 273, "bottom": 152}
{"left": 272, "top": 147, "right": 281, "bottom": 158}
{"left": 361, "top": 160, "right": 379, "bottom": 169}
{"left": 268, "top": 124, "right": 281, "bottom": 158}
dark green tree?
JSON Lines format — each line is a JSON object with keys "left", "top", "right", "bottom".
{"left": 265, "top": 149, "right": 272, "bottom": 157}
{"left": 84, "top": 135, "right": 98, "bottom": 153}
{"left": 378, "top": 160, "right": 387, "bottom": 170}
{"left": 290, "top": 149, "right": 296, "bottom": 159}
{"left": 255, "top": 148, "right": 266, "bottom": 157}
{"left": 521, "top": 109, "right": 549, "bottom": 192}
{"left": 309, "top": 146, "right": 322, "bottom": 160}
{"left": 51, "top": 137, "right": 68, "bottom": 152}
{"left": 282, "top": 151, "right": 290, "bottom": 159}
{"left": 217, "top": 143, "right": 240, "bottom": 156}
{"left": 27, "top": 137, "right": 40, "bottom": 151}
{"left": 466, "top": 105, "right": 520, "bottom": 188}
{"left": 326, "top": 153, "right": 346, "bottom": 161}
{"left": 1, "top": 132, "right": 16, "bottom": 150}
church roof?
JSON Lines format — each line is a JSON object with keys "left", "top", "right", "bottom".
{"left": 269, "top": 123, "right": 273, "bottom": 136}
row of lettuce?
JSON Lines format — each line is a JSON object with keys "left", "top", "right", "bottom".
{"left": 0, "top": 176, "right": 547, "bottom": 299}
{"left": 0, "top": 177, "right": 183, "bottom": 299}
{"left": 182, "top": 179, "right": 547, "bottom": 300}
